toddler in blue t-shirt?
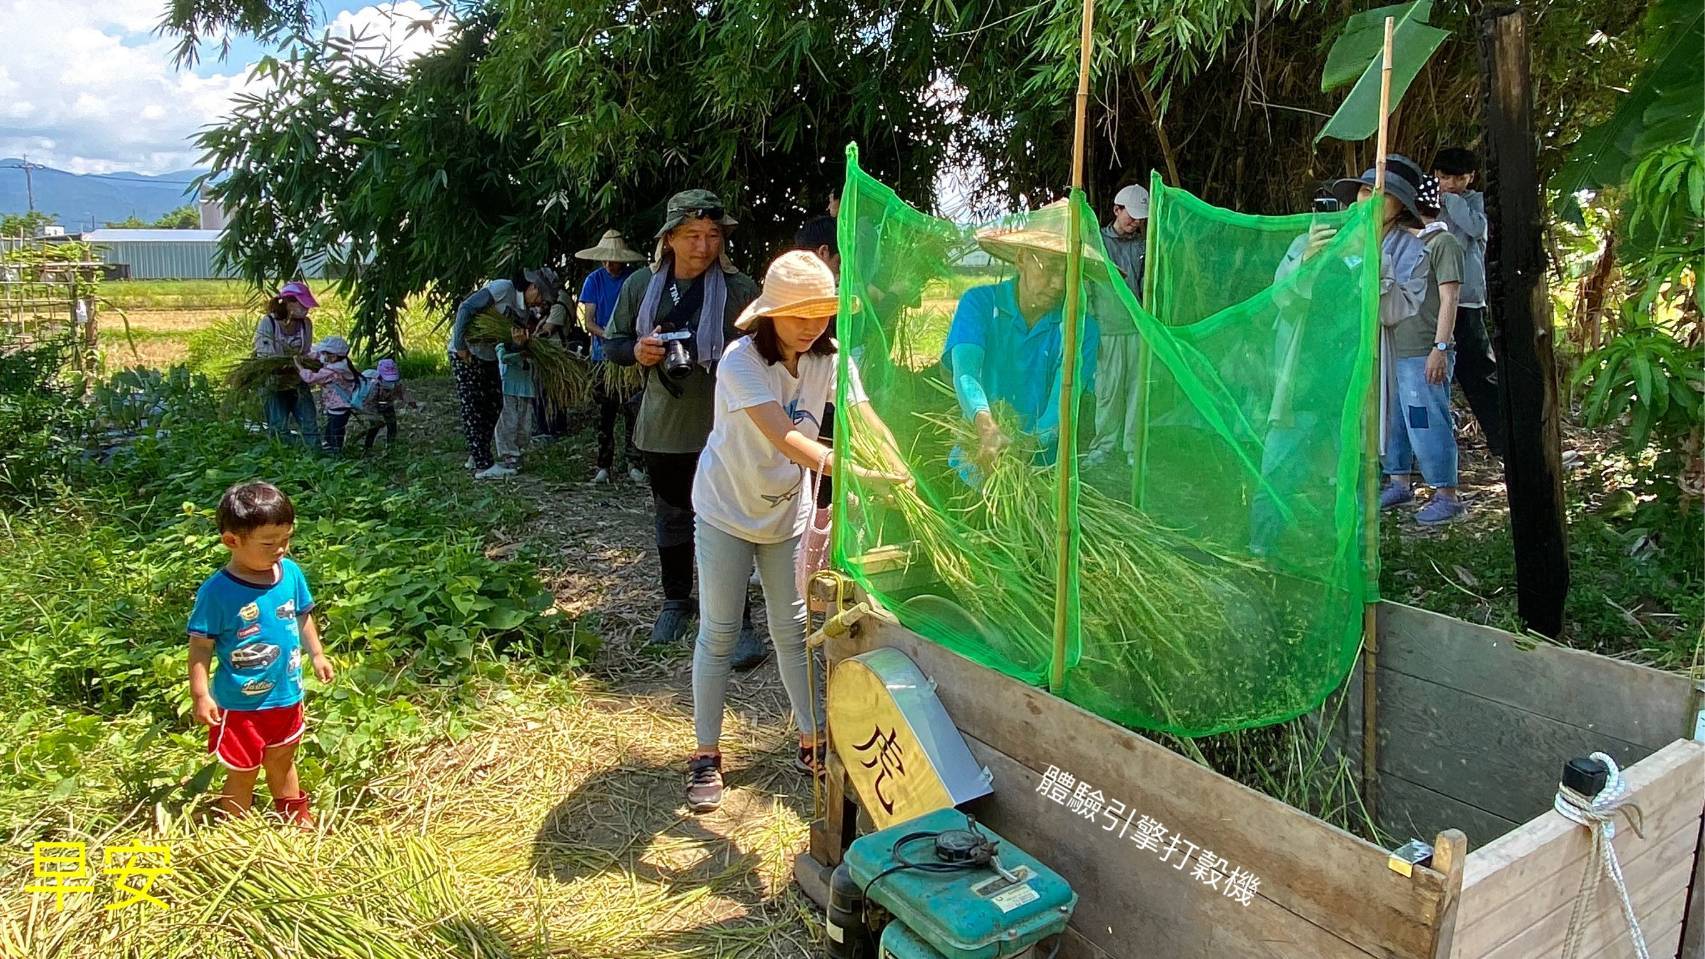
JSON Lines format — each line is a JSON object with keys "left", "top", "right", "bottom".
{"left": 187, "top": 481, "right": 334, "bottom": 825}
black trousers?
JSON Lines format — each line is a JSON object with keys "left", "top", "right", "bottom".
{"left": 452, "top": 355, "right": 503, "bottom": 470}
{"left": 1453, "top": 306, "right": 1505, "bottom": 457}
{"left": 323, "top": 410, "right": 351, "bottom": 453}
{"left": 596, "top": 377, "right": 640, "bottom": 471}
{"left": 643, "top": 448, "right": 750, "bottom": 625}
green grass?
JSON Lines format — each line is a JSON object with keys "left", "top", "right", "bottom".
{"left": 0, "top": 365, "right": 582, "bottom": 841}
{"left": 1379, "top": 447, "right": 1703, "bottom": 671}
{"left": 100, "top": 279, "right": 271, "bottom": 312}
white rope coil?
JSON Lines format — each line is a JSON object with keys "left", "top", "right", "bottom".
{"left": 1552, "top": 752, "right": 1649, "bottom": 959}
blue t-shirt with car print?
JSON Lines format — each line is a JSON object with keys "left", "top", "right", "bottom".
{"left": 187, "top": 558, "right": 314, "bottom": 710}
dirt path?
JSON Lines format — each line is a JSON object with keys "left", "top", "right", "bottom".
{"left": 395, "top": 378, "right": 822, "bottom": 954}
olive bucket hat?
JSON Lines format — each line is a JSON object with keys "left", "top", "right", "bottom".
{"left": 654, "top": 189, "right": 739, "bottom": 238}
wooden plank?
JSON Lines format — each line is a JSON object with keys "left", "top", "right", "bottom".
{"left": 962, "top": 734, "right": 1377, "bottom": 959}
{"left": 1428, "top": 830, "right": 1468, "bottom": 959}
{"left": 1380, "top": 773, "right": 1520, "bottom": 851}
{"left": 855, "top": 619, "right": 1454, "bottom": 959}
{"left": 1476, "top": 855, "right": 1694, "bottom": 959}
{"left": 1683, "top": 802, "right": 1705, "bottom": 959}
{"left": 1378, "top": 603, "right": 1698, "bottom": 750}
{"left": 1373, "top": 668, "right": 1655, "bottom": 824}
{"left": 1454, "top": 740, "right": 1705, "bottom": 933}
{"left": 792, "top": 852, "right": 831, "bottom": 909}
{"left": 1057, "top": 927, "right": 1114, "bottom": 959}
{"left": 1599, "top": 914, "right": 1686, "bottom": 959}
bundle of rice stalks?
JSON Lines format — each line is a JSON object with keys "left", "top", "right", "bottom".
{"left": 595, "top": 358, "right": 645, "bottom": 397}
{"left": 842, "top": 404, "right": 1378, "bottom": 837}
{"left": 223, "top": 353, "right": 320, "bottom": 394}
{"left": 467, "top": 312, "right": 594, "bottom": 411}
{"left": 845, "top": 400, "right": 1276, "bottom": 727}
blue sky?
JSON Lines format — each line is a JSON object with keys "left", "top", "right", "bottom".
{"left": 185, "top": 1, "right": 370, "bottom": 80}
{"left": 0, "top": 0, "right": 446, "bottom": 175}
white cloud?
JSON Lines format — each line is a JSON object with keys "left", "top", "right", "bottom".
{"left": 0, "top": 1, "right": 449, "bottom": 175}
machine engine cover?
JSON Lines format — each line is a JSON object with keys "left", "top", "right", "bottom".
{"left": 846, "top": 808, "right": 1075, "bottom": 959}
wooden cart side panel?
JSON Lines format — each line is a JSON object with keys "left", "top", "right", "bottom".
{"left": 852, "top": 619, "right": 1455, "bottom": 959}
{"left": 1682, "top": 811, "right": 1705, "bottom": 959}
{"left": 1449, "top": 739, "right": 1705, "bottom": 959}
{"left": 1335, "top": 603, "right": 1700, "bottom": 845}
{"left": 1474, "top": 833, "right": 1694, "bottom": 959}
{"left": 1377, "top": 604, "right": 1698, "bottom": 749}
{"left": 965, "top": 736, "right": 1380, "bottom": 959}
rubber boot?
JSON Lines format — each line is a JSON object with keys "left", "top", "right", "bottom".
{"left": 274, "top": 791, "right": 314, "bottom": 830}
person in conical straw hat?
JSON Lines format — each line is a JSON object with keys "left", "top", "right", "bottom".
{"left": 574, "top": 230, "right": 649, "bottom": 485}
{"left": 602, "top": 189, "right": 763, "bottom": 653}
{"left": 943, "top": 201, "right": 1106, "bottom": 481}
{"left": 683, "top": 250, "right": 909, "bottom": 813}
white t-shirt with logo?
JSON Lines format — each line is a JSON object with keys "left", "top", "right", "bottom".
{"left": 693, "top": 336, "right": 866, "bottom": 544}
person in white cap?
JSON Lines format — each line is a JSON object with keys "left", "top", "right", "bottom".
{"left": 683, "top": 250, "right": 907, "bottom": 813}
{"left": 1104, "top": 184, "right": 1149, "bottom": 298}
{"left": 295, "top": 335, "right": 359, "bottom": 454}
{"left": 1085, "top": 184, "right": 1149, "bottom": 479}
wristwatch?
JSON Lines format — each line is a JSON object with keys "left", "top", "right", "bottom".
{"left": 1433, "top": 341, "right": 1454, "bottom": 352}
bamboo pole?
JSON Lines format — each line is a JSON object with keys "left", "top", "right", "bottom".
{"left": 1360, "top": 14, "right": 1396, "bottom": 823}
{"left": 1050, "top": 0, "right": 1098, "bottom": 694}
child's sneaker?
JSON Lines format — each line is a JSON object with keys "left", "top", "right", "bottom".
{"left": 1416, "top": 495, "right": 1466, "bottom": 526}
{"left": 686, "top": 754, "right": 724, "bottom": 813}
{"left": 592, "top": 468, "right": 611, "bottom": 484}
{"left": 628, "top": 467, "right": 647, "bottom": 484}
{"left": 475, "top": 463, "right": 519, "bottom": 480}
{"left": 1379, "top": 483, "right": 1415, "bottom": 510}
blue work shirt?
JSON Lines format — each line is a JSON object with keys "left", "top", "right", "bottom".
{"left": 187, "top": 558, "right": 315, "bottom": 711}
{"left": 580, "top": 266, "right": 635, "bottom": 362}
{"left": 943, "top": 279, "right": 1100, "bottom": 435}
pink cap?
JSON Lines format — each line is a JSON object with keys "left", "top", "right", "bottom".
{"left": 278, "top": 281, "right": 319, "bottom": 309}
{"left": 376, "top": 358, "right": 400, "bottom": 382}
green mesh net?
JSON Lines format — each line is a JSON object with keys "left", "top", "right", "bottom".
{"left": 832, "top": 145, "right": 1382, "bottom": 737}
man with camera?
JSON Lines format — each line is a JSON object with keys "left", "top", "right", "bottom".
{"left": 605, "top": 189, "right": 765, "bottom": 660}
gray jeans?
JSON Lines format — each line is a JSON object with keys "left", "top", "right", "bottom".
{"left": 692, "top": 517, "right": 820, "bottom": 747}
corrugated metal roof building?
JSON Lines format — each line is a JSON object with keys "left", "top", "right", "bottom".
{"left": 85, "top": 229, "right": 233, "bottom": 280}
{"left": 87, "top": 230, "right": 340, "bottom": 280}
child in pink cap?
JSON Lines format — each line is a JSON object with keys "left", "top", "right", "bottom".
{"left": 357, "top": 358, "right": 416, "bottom": 453}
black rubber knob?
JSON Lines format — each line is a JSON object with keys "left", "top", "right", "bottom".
{"left": 1563, "top": 757, "right": 1608, "bottom": 798}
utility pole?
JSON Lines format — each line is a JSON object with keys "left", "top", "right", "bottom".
{"left": 4, "top": 154, "right": 47, "bottom": 213}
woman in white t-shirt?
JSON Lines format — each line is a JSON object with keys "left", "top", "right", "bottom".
{"left": 686, "top": 251, "right": 907, "bottom": 813}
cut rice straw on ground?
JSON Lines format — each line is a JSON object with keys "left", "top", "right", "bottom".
{"left": 1, "top": 679, "right": 819, "bottom": 959}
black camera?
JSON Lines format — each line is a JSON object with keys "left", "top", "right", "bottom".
{"left": 657, "top": 329, "right": 696, "bottom": 381}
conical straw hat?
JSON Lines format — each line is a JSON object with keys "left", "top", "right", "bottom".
{"left": 575, "top": 230, "right": 647, "bottom": 263}
{"left": 974, "top": 202, "right": 1111, "bottom": 276}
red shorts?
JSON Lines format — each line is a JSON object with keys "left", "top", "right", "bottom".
{"left": 208, "top": 702, "right": 305, "bottom": 771}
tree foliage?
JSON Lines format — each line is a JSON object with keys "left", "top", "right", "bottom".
{"left": 182, "top": 0, "right": 1664, "bottom": 349}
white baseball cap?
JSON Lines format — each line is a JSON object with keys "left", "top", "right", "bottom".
{"left": 1114, "top": 184, "right": 1150, "bottom": 220}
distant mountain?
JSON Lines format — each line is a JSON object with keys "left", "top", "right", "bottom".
{"left": 0, "top": 159, "right": 210, "bottom": 231}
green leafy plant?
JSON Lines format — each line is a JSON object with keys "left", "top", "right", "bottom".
{"left": 0, "top": 361, "right": 578, "bottom": 836}
{"left": 1572, "top": 320, "right": 1704, "bottom": 466}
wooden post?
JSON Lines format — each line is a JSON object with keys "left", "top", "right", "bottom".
{"left": 1050, "top": 0, "right": 1097, "bottom": 693}
{"left": 1360, "top": 14, "right": 1397, "bottom": 825}
{"left": 1480, "top": 7, "right": 1569, "bottom": 637}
